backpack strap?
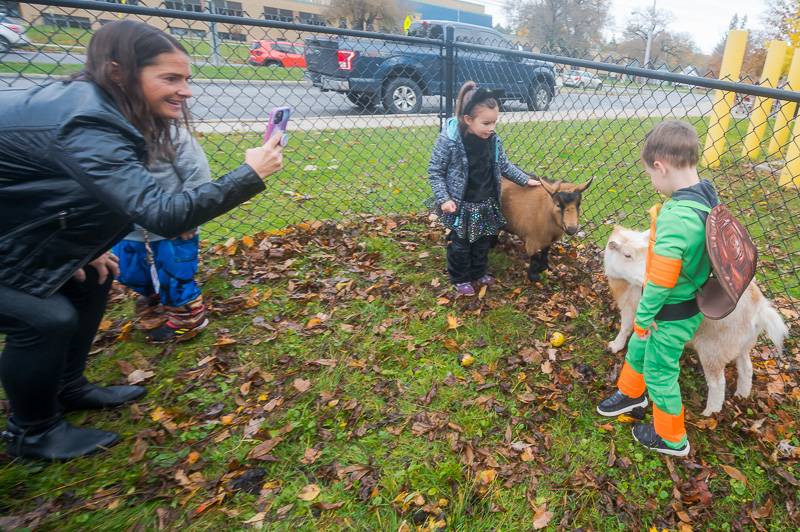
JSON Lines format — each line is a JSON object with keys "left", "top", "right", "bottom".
{"left": 669, "top": 200, "right": 713, "bottom": 292}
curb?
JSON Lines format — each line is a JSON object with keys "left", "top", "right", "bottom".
{"left": 0, "top": 72, "right": 306, "bottom": 85}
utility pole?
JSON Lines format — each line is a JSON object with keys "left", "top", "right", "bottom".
{"left": 643, "top": 0, "right": 656, "bottom": 69}
{"left": 207, "top": 0, "right": 221, "bottom": 67}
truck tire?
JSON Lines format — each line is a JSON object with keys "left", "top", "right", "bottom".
{"left": 383, "top": 77, "right": 423, "bottom": 114}
{"left": 526, "top": 82, "right": 552, "bottom": 112}
{"left": 263, "top": 59, "right": 282, "bottom": 67}
{"left": 346, "top": 92, "right": 377, "bottom": 111}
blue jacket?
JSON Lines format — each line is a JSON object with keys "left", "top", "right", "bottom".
{"left": 427, "top": 117, "right": 530, "bottom": 206}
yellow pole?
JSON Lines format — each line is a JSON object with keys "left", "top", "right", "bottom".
{"left": 779, "top": 120, "right": 800, "bottom": 186}
{"left": 742, "top": 40, "right": 788, "bottom": 159}
{"left": 767, "top": 48, "right": 800, "bottom": 157}
{"left": 702, "top": 30, "right": 749, "bottom": 168}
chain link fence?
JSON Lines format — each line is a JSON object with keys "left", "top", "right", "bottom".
{"left": 2, "top": 0, "right": 799, "bottom": 323}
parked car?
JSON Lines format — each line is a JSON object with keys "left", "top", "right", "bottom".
{"left": 0, "top": 16, "right": 29, "bottom": 53}
{"left": 304, "top": 20, "right": 556, "bottom": 114}
{"left": 563, "top": 70, "right": 603, "bottom": 89}
{"left": 249, "top": 40, "right": 306, "bottom": 68}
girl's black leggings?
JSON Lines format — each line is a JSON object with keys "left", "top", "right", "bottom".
{"left": 0, "top": 267, "right": 111, "bottom": 429}
{"left": 447, "top": 233, "right": 493, "bottom": 284}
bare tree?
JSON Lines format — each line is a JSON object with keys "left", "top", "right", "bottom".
{"left": 623, "top": 5, "right": 672, "bottom": 67}
{"left": 509, "top": 0, "right": 610, "bottom": 56}
{"left": 763, "top": 0, "right": 800, "bottom": 46}
{"left": 325, "top": 0, "right": 403, "bottom": 32}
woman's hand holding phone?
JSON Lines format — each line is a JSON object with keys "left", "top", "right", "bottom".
{"left": 246, "top": 132, "right": 284, "bottom": 180}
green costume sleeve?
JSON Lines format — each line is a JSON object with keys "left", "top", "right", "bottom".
{"left": 635, "top": 211, "right": 687, "bottom": 330}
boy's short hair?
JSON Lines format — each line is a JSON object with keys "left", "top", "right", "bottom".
{"left": 641, "top": 121, "right": 700, "bottom": 168}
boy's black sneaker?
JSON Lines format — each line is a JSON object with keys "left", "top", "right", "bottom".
{"left": 632, "top": 423, "right": 690, "bottom": 457}
{"left": 596, "top": 390, "right": 648, "bottom": 417}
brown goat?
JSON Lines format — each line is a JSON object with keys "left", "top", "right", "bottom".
{"left": 500, "top": 176, "right": 593, "bottom": 281}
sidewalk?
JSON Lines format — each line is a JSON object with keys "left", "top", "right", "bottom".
{"left": 193, "top": 105, "right": 712, "bottom": 134}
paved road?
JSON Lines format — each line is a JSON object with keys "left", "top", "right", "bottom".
{"left": 0, "top": 73, "right": 715, "bottom": 123}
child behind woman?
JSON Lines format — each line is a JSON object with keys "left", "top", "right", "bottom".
{"left": 428, "top": 81, "right": 540, "bottom": 295}
{"left": 113, "top": 127, "right": 210, "bottom": 342}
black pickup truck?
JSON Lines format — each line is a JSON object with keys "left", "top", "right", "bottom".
{"left": 304, "top": 20, "right": 556, "bottom": 114}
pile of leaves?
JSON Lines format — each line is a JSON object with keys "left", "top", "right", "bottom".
{"left": 1, "top": 214, "right": 798, "bottom": 530}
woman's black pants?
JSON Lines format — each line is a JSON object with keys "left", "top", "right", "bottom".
{"left": 0, "top": 268, "right": 111, "bottom": 429}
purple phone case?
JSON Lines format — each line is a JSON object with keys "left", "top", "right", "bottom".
{"left": 265, "top": 106, "right": 291, "bottom": 144}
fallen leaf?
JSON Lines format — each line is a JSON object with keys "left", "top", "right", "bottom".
{"left": 298, "top": 484, "right": 321, "bottom": 501}
{"left": 186, "top": 451, "right": 201, "bottom": 465}
{"left": 213, "top": 336, "right": 237, "bottom": 347}
{"left": 241, "top": 235, "right": 255, "bottom": 248}
{"left": 243, "top": 512, "right": 265, "bottom": 525}
{"left": 127, "top": 369, "right": 154, "bottom": 385}
{"left": 300, "top": 447, "right": 321, "bottom": 465}
{"left": 447, "top": 314, "right": 460, "bottom": 330}
{"left": 128, "top": 436, "right": 148, "bottom": 464}
{"left": 293, "top": 378, "right": 311, "bottom": 393}
{"left": 220, "top": 414, "right": 235, "bottom": 426}
{"left": 476, "top": 469, "right": 496, "bottom": 485}
{"left": 313, "top": 501, "right": 345, "bottom": 511}
{"left": 247, "top": 437, "right": 283, "bottom": 460}
{"left": 99, "top": 319, "right": 113, "bottom": 331}
{"left": 533, "top": 504, "right": 553, "bottom": 529}
{"left": 721, "top": 465, "right": 747, "bottom": 485}
{"left": 275, "top": 504, "right": 294, "bottom": 518}
{"left": 541, "top": 361, "right": 553, "bottom": 374}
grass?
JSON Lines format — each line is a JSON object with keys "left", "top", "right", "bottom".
{"left": 0, "top": 61, "right": 305, "bottom": 81}
{"left": 0, "top": 216, "right": 797, "bottom": 530}
{"left": 0, "top": 115, "right": 798, "bottom": 529}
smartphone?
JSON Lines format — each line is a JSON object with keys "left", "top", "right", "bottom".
{"left": 264, "top": 106, "right": 291, "bottom": 146}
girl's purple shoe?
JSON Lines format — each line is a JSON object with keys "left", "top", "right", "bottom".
{"left": 454, "top": 282, "right": 476, "bottom": 296}
{"left": 476, "top": 274, "right": 496, "bottom": 286}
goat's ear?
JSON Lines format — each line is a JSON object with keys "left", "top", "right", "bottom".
{"left": 576, "top": 175, "right": 595, "bottom": 192}
{"left": 540, "top": 179, "right": 561, "bottom": 196}
{"left": 608, "top": 240, "right": 619, "bottom": 250}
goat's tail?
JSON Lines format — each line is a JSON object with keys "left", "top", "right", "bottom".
{"left": 756, "top": 295, "right": 790, "bottom": 355}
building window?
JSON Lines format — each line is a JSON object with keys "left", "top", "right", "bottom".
{"left": 169, "top": 26, "right": 207, "bottom": 38}
{"left": 264, "top": 7, "right": 293, "bottom": 22}
{"left": 0, "top": 1, "right": 21, "bottom": 17}
{"left": 298, "top": 12, "right": 326, "bottom": 26}
{"left": 218, "top": 31, "right": 246, "bottom": 41}
{"left": 163, "top": 0, "right": 203, "bottom": 13}
{"left": 102, "top": 0, "right": 139, "bottom": 4}
{"left": 41, "top": 13, "right": 92, "bottom": 29}
{"left": 212, "top": 1, "right": 243, "bottom": 17}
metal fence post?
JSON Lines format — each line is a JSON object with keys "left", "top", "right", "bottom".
{"left": 444, "top": 25, "right": 455, "bottom": 119}
{"left": 207, "top": 2, "right": 221, "bottom": 67}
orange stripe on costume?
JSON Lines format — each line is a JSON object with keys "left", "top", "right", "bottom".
{"left": 643, "top": 204, "right": 661, "bottom": 288}
{"left": 652, "top": 403, "right": 686, "bottom": 443}
{"left": 617, "top": 361, "right": 646, "bottom": 398}
{"left": 647, "top": 253, "right": 682, "bottom": 288}
{"left": 633, "top": 323, "right": 649, "bottom": 338}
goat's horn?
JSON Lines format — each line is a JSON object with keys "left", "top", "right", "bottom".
{"left": 577, "top": 175, "right": 595, "bottom": 192}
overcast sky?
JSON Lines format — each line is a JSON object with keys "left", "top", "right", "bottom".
{"left": 480, "top": 0, "right": 770, "bottom": 54}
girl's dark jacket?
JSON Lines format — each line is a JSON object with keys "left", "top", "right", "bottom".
{"left": 0, "top": 80, "right": 264, "bottom": 298}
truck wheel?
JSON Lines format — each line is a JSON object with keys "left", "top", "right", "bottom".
{"left": 346, "top": 92, "right": 377, "bottom": 111}
{"left": 526, "top": 82, "right": 552, "bottom": 112}
{"left": 383, "top": 77, "right": 423, "bottom": 114}
{"left": 263, "top": 60, "right": 281, "bottom": 67}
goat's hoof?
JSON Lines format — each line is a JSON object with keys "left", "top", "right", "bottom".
{"left": 701, "top": 407, "right": 721, "bottom": 417}
{"left": 734, "top": 389, "right": 751, "bottom": 399}
{"left": 608, "top": 341, "right": 625, "bottom": 353}
{"left": 527, "top": 271, "right": 541, "bottom": 282}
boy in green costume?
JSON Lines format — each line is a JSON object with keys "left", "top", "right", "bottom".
{"left": 597, "top": 121, "right": 719, "bottom": 457}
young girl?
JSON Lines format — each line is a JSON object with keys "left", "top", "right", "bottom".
{"left": 113, "top": 126, "right": 210, "bottom": 343}
{"left": 428, "top": 81, "right": 540, "bottom": 295}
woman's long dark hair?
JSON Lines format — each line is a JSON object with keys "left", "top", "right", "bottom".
{"left": 74, "top": 20, "right": 190, "bottom": 163}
